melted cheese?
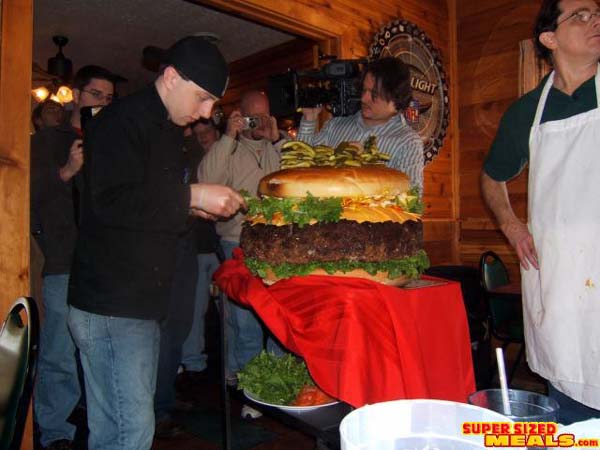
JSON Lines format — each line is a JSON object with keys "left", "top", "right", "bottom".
{"left": 246, "top": 198, "right": 421, "bottom": 226}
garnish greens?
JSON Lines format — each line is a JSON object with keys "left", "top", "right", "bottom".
{"left": 396, "top": 187, "right": 423, "bottom": 214}
{"left": 243, "top": 191, "right": 343, "bottom": 228}
{"left": 246, "top": 250, "right": 430, "bottom": 281}
{"left": 237, "top": 351, "right": 313, "bottom": 405}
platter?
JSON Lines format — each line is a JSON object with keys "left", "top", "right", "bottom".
{"left": 243, "top": 389, "right": 339, "bottom": 414}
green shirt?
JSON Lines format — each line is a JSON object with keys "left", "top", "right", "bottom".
{"left": 483, "top": 74, "right": 597, "bottom": 182}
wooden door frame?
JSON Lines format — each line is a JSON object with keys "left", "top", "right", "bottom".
{"left": 0, "top": 1, "right": 33, "bottom": 322}
{"left": 0, "top": 1, "right": 34, "bottom": 449}
{"left": 195, "top": 0, "right": 348, "bottom": 57}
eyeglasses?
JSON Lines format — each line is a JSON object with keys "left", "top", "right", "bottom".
{"left": 557, "top": 8, "right": 600, "bottom": 26}
{"left": 82, "top": 89, "right": 114, "bottom": 103}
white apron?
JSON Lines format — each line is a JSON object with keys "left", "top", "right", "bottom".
{"left": 523, "top": 66, "right": 600, "bottom": 409}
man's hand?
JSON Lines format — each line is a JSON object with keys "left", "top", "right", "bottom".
{"left": 301, "top": 107, "right": 322, "bottom": 121}
{"left": 59, "top": 139, "right": 84, "bottom": 181}
{"left": 253, "top": 115, "right": 279, "bottom": 142}
{"left": 225, "top": 110, "right": 245, "bottom": 139}
{"left": 480, "top": 171, "right": 539, "bottom": 270}
{"left": 190, "top": 183, "right": 246, "bottom": 219}
{"left": 501, "top": 219, "right": 539, "bottom": 270}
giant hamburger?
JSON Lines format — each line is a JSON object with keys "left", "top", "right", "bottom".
{"left": 240, "top": 165, "right": 429, "bottom": 285}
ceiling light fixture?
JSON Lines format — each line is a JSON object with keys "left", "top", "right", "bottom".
{"left": 47, "top": 35, "right": 73, "bottom": 81}
{"left": 31, "top": 35, "right": 75, "bottom": 104}
{"left": 32, "top": 86, "right": 51, "bottom": 103}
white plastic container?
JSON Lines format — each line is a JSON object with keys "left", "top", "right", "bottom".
{"left": 559, "top": 419, "right": 600, "bottom": 450}
{"left": 339, "top": 399, "right": 515, "bottom": 450}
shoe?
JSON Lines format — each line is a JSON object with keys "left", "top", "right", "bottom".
{"left": 241, "top": 404, "right": 263, "bottom": 419}
{"left": 154, "top": 418, "right": 185, "bottom": 439}
{"left": 45, "top": 440, "right": 73, "bottom": 450}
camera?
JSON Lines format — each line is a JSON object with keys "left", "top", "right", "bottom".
{"left": 268, "top": 58, "right": 368, "bottom": 118}
{"left": 241, "top": 116, "right": 261, "bottom": 130}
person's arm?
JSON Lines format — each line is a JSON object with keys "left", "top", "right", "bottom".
{"left": 31, "top": 131, "right": 75, "bottom": 207}
{"left": 481, "top": 101, "right": 537, "bottom": 270}
{"left": 296, "top": 107, "right": 329, "bottom": 146}
{"left": 480, "top": 171, "right": 538, "bottom": 270}
{"left": 58, "top": 139, "right": 83, "bottom": 182}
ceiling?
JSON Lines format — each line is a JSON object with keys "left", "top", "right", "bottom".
{"left": 33, "top": 0, "right": 296, "bottom": 95}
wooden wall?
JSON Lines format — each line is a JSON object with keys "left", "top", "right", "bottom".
{"left": 200, "top": 0, "right": 459, "bottom": 265}
{"left": 220, "top": 38, "right": 316, "bottom": 114}
{"left": 456, "top": 0, "right": 541, "bottom": 280}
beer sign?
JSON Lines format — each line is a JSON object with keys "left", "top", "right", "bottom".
{"left": 370, "top": 20, "right": 449, "bottom": 164}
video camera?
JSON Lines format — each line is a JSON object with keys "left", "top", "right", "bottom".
{"left": 268, "top": 58, "right": 368, "bottom": 118}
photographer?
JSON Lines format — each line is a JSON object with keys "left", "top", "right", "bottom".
{"left": 297, "top": 57, "right": 424, "bottom": 190}
{"left": 198, "top": 90, "right": 282, "bottom": 395}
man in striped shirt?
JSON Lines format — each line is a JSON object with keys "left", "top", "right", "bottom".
{"left": 297, "top": 57, "right": 424, "bottom": 191}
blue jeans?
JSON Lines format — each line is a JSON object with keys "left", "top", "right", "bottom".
{"left": 34, "top": 274, "right": 82, "bottom": 447}
{"left": 181, "top": 252, "right": 220, "bottom": 372}
{"left": 221, "top": 240, "right": 264, "bottom": 376}
{"left": 549, "top": 383, "right": 600, "bottom": 425}
{"left": 154, "top": 234, "right": 198, "bottom": 421}
{"left": 68, "top": 306, "right": 160, "bottom": 450}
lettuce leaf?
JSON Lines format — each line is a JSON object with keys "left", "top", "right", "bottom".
{"left": 237, "top": 351, "right": 313, "bottom": 405}
{"left": 244, "top": 191, "right": 343, "bottom": 228}
{"left": 245, "top": 250, "right": 430, "bottom": 281}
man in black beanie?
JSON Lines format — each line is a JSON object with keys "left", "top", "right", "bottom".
{"left": 67, "top": 36, "right": 244, "bottom": 450}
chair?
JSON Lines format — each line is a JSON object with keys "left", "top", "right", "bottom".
{"left": 0, "top": 297, "right": 39, "bottom": 450}
{"left": 479, "top": 251, "right": 525, "bottom": 387}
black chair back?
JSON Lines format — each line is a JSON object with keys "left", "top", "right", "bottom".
{"left": 0, "top": 297, "right": 39, "bottom": 450}
{"left": 480, "top": 251, "right": 510, "bottom": 292}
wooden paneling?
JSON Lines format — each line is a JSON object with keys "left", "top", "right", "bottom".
{"left": 424, "top": 219, "right": 457, "bottom": 264}
{"left": 201, "top": 0, "right": 458, "bottom": 265}
{"left": 457, "top": 1, "right": 540, "bottom": 276}
{"left": 219, "top": 38, "right": 316, "bottom": 113}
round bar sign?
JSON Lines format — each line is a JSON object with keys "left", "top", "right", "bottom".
{"left": 370, "top": 20, "right": 449, "bottom": 164}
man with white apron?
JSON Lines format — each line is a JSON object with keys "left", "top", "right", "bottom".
{"left": 481, "top": 0, "right": 600, "bottom": 424}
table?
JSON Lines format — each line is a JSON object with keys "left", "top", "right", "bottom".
{"left": 214, "top": 249, "right": 476, "bottom": 408}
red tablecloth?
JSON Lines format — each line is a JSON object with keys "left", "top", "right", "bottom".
{"left": 214, "top": 249, "right": 476, "bottom": 408}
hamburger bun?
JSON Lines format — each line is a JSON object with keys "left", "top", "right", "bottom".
{"left": 258, "top": 166, "right": 410, "bottom": 199}
{"left": 261, "top": 267, "right": 411, "bottom": 286}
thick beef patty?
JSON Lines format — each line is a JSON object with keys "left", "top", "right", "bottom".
{"left": 240, "top": 220, "right": 422, "bottom": 265}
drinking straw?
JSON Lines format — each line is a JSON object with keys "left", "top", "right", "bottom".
{"left": 496, "top": 347, "right": 512, "bottom": 416}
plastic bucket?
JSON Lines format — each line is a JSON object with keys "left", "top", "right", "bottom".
{"left": 339, "top": 399, "right": 514, "bottom": 450}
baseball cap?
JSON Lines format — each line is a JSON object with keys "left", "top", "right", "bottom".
{"left": 164, "top": 36, "right": 229, "bottom": 98}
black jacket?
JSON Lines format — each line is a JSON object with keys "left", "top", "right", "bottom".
{"left": 68, "top": 85, "right": 191, "bottom": 320}
{"left": 30, "top": 123, "right": 81, "bottom": 275}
